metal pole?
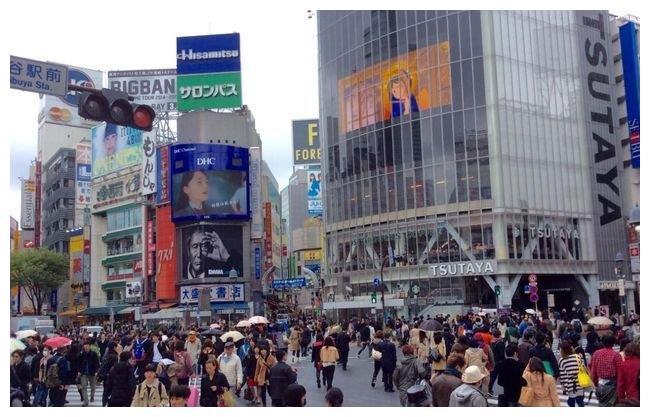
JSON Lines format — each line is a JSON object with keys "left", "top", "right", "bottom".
{"left": 380, "top": 255, "right": 388, "bottom": 330}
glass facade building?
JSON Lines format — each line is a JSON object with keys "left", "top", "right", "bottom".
{"left": 318, "top": 11, "right": 629, "bottom": 315}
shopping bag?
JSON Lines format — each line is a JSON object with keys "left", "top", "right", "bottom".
{"left": 222, "top": 389, "right": 236, "bottom": 407}
{"left": 576, "top": 355, "right": 593, "bottom": 389}
{"left": 187, "top": 377, "right": 200, "bottom": 407}
{"left": 518, "top": 386, "right": 534, "bottom": 406}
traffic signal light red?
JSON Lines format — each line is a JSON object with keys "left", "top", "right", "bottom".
{"left": 78, "top": 88, "right": 155, "bottom": 131}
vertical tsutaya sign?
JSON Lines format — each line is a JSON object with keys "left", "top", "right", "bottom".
{"left": 20, "top": 179, "right": 35, "bottom": 229}
{"left": 307, "top": 168, "right": 322, "bottom": 216}
{"left": 576, "top": 11, "right": 627, "bottom": 281}
{"left": 619, "top": 21, "right": 640, "bottom": 168}
{"left": 75, "top": 142, "right": 91, "bottom": 209}
{"left": 141, "top": 130, "right": 157, "bottom": 195}
{"left": 156, "top": 145, "right": 170, "bottom": 205}
{"left": 249, "top": 147, "right": 263, "bottom": 239}
{"left": 176, "top": 33, "right": 242, "bottom": 111}
{"left": 292, "top": 119, "right": 320, "bottom": 165}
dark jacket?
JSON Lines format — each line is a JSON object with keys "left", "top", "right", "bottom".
{"left": 393, "top": 355, "right": 426, "bottom": 404}
{"left": 105, "top": 361, "right": 137, "bottom": 407}
{"left": 268, "top": 362, "right": 297, "bottom": 400}
{"left": 243, "top": 352, "right": 257, "bottom": 378}
{"left": 442, "top": 331, "right": 455, "bottom": 357}
{"left": 379, "top": 340, "right": 397, "bottom": 372}
{"left": 30, "top": 352, "right": 44, "bottom": 380}
{"left": 132, "top": 338, "right": 153, "bottom": 364}
{"left": 97, "top": 338, "right": 109, "bottom": 358}
{"left": 311, "top": 341, "right": 324, "bottom": 367}
{"left": 335, "top": 332, "right": 350, "bottom": 352}
{"left": 300, "top": 329, "right": 311, "bottom": 347}
{"left": 10, "top": 361, "right": 31, "bottom": 395}
{"left": 48, "top": 353, "right": 73, "bottom": 385}
{"left": 585, "top": 331, "right": 602, "bottom": 354}
{"left": 529, "top": 344, "right": 559, "bottom": 378}
{"left": 98, "top": 350, "right": 118, "bottom": 383}
{"left": 517, "top": 339, "right": 534, "bottom": 365}
{"left": 77, "top": 350, "right": 100, "bottom": 376}
{"left": 430, "top": 367, "right": 463, "bottom": 407}
{"left": 491, "top": 338, "right": 506, "bottom": 365}
{"left": 360, "top": 325, "right": 371, "bottom": 342}
{"left": 200, "top": 371, "right": 230, "bottom": 407}
{"left": 495, "top": 357, "right": 526, "bottom": 402}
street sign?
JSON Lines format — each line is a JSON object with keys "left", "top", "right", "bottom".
{"left": 529, "top": 286, "right": 538, "bottom": 294}
{"left": 524, "top": 284, "right": 531, "bottom": 294}
{"left": 373, "top": 277, "right": 380, "bottom": 287}
{"left": 528, "top": 274, "right": 537, "bottom": 283}
{"left": 547, "top": 293, "right": 555, "bottom": 308}
{"left": 10, "top": 56, "right": 68, "bottom": 97}
{"left": 529, "top": 293, "right": 539, "bottom": 302}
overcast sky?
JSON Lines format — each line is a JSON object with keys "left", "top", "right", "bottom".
{"left": 6, "top": 2, "right": 319, "bottom": 223}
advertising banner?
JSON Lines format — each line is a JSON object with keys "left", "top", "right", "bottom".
{"left": 155, "top": 206, "right": 176, "bottom": 300}
{"left": 126, "top": 279, "right": 143, "bottom": 302}
{"left": 141, "top": 131, "right": 157, "bottom": 195}
{"left": 170, "top": 144, "right": 249, "bottom": 222}
{"left": 338, "top": 42, "right": 451, "bottom": 134}
{"left": 254, "top": 247, "right": 261, "bottom": 279}
{"left": 38, "top": 66, "right": 103, "bottom": 127}
{"left": 91, "top": 123, "right": 146, "bottom": 178}
{"left": 176, "top": 33, "right": 242, "bottom": 111}
{"left": 108, "top": 69, "right": 177, "bottom": 113}
{"left": 619, "top": 22, "right": 640, "bottom": 168}
{"left": 83, "top": 240, "right": 91, "bottom": 284}
{"left": 20, "top": 179, "right": 35, "bottom": 229}
{"left": 249, "top": 147, "right": 263, "bottom": 239}
{"left": 177, "top": 72, "right": 242, "bottom": 111}
{"left": 147, "top": 220, "right": 155, "bottom": 276}
{"left": 34, "top": 161, "right": 41, "bottom": 246}
{"left": 69, "top": 235, "right": 84, "bottom": 282}
{"left": 272, "top": 278, "right": 306, "bottom": 290}
{"left": 264, "top": 202, "right": 272, "bottom": 270}
{"left": 179, "top": 283, "right": 245, "bottom": 304}
{"left": 292, "top": 119, "right": 320, "bottom": 165}
{"left": 75, "top": 142, "right": 91, "bottom": 208}
{"left": 156, "top": 145, "right": 170, "bottom": 205}
{"left": 629, "top": 242, "right": 640, "bottom": 274}
{"left": 179, "top": 224, "right": 244, "bottom": 280}
{"left": 307, "top": 168, "right": 322, "bottom": 216}
{"left": 92, "top": 171, "right": 141, "bottom": 210}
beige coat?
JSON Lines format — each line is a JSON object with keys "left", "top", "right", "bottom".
{"left": 431, "top": 341, "right": 447, "bottom": 371}
{"left": 130, "top": 379, "right": 169, "bottom": 407}
{"left": 254, "top": 354, "right": 277, "bottom": 386}
{"left": 320, "top": 346, "right": 339, "bottom": 364}
{"left": 521, "top": 371, "right": 561, "bottom": 407}
{"left": 288, "top": 329, "right": 302, "bottom": 351}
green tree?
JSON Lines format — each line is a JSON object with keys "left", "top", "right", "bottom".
{"left": 11, "top": 248, "right": 68, "bottom": 315}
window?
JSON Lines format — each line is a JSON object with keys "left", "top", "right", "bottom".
{"left": 107, "top": 206, "right": 142, "bottom": 232}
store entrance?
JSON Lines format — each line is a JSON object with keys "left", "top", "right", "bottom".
{"left": 599, "top": 290, "right": 623, "bottom": 315}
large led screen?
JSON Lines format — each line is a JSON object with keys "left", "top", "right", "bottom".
{"left": 179, "top": 224, "right": 244, "bottom": 280}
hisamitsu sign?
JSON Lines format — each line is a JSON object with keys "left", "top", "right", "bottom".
{"left": 10, "top": 56, "right": 68, "bottom": 97}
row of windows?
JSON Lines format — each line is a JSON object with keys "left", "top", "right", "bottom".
{"left": 327, "top": 220, "right": 495, "bottom": 274}
{"left": 327, "top": 107, "right": 489, "bottom": 183}
{"left": 45, "top": 218, "right": 71, "bottom": 237}
{"left": 44, "top": 198, "right": 75, "bottom": 218}
{"left": 106, "top": 234, "right": 142, "bottom": 256}
{"left": 326, "top": 158, "right": 491, "bottom": 223}
{"left": 107, "top": 206, "right": 142, "bottom": 232}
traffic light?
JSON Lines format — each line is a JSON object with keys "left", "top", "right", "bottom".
{"left": 78, "top": 88, "right": 155, "bottom": 131}
{"left": 495, "top": 285, "right": 501, "bottom": 296}
{"left": 371, "top": 292, "right": 377, "bottom": 304}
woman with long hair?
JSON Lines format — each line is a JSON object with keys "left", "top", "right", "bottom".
{"left": 558, "top": 341, "right": 585, "bottom": 407}
{"left": 311, "top": 332, "right": 325, "bottom": 388}
{"left": 521, "top": 357, "right": 561, "bottom": 406}
{"left": 175, "top": 171, "right": 210, "bottom": 217}
{"left": 320, "top": 336, "right": 339, "bottom": 390}
{"left": 255, "top": 345, "right": 276, "bottom": 406}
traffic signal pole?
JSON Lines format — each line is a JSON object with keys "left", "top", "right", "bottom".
{"left": 68, "top": 83, "right": 134, "bottom": 100}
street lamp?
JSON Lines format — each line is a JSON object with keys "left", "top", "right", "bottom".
{"left": 615, "top": 252, "right": 627, "bottom": 316}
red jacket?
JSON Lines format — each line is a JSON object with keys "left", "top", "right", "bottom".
{"left": 617, "top": 356, "right": 640, "bottom": 403}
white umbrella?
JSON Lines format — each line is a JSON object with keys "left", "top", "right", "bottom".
{"left": 236, "top": 320, "right": 251, "bottom": 328}
{"left": 248, "top": 316, "right": 269, "bottom": 325}
{"left": 10, "top": 338, "right": 26, "bottom": 352}
{"left": 210, "top": 323, "right": 222, "bottom": 329}
{"left": 220, "top": 330, "right": 245, "bottom": 343}
{"left": 588, "top": 316, "right": 614, "bottom": 326}
{"left": 15, "top": 329, "right": 38, "bottom": 340}
{"left": 525, "top": 308, "right": 537, "bottom": 315}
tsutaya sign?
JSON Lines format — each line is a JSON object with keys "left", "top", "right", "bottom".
{"left": 429, "top": 260, "right": 497, "bottom": 278}
{"left": 513, "top": 225, "right": 579, "bottom": 240}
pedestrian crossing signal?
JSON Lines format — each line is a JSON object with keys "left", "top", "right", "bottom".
{"left": 371, "top": 292, "right": 377, "bottom": 304}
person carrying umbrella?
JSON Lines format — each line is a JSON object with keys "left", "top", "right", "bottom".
{"left": 44, "top": 345, "right": 71, "bottom": 407}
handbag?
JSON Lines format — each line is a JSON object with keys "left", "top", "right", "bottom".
{"left": 518, "top": 385, "right": 534, "bottom": 407}
{"left": 221, "top": 389, "right": 237, "bottom": 407}
{"left": 575, "top": 354, "right": 593, "bottom": 389}
{"left": 542, "top": 360, "right": 554, "bottom": 376}
{"left": 371, "top": 349, "right": 382, "bottom": 361}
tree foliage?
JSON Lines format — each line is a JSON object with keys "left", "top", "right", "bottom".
{"left": 11, "top": 248, "right": 68, "bottom": 315}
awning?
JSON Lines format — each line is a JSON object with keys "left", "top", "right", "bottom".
{"left": 102, "top": 226, "right": 141, "bottom": 242}
{"left": 81, "top": 305, "right": 129, "bottom": 316}
{"left": 117, "top": 306, "right": 137, "bottom": 315}
{"left": 59, "top": 308, "right": 86, "bottom": 317}
{"left": 101, "top": 251, "right": 142, "bottom": 266}
{"left": 141, "top": 307, "right": 211, "bottom": 320}
{"left": 101, "top": 281, "right": 126, "bottom": 290}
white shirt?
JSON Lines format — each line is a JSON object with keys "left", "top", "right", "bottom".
{"left": 152, "top": 343, "right": 162, "bottom": 363}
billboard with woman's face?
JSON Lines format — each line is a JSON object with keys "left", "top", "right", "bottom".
{"left": 338, "top": 41, "right": 451, "bottom": 134}
{"left": 170, "top": 143, "right": 250, "bottom": 223}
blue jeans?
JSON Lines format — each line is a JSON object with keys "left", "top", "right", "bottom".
{"left": 33, "top": 383, "right": 48, "bottom": 407}
{"left": 567, "top": 396, "right": 585, "bottom": 407}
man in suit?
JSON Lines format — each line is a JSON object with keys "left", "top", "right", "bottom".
{"left": 335, "top": 330, "right": 351, "bottom": 370}
{"left": 495, "top": 343, "right": 526, "bottom": 406}
{"left": 379, "top": 332, "right": 397, "bottom": 392}
{"left": 268, "top": 350, "right": 297, "bottom": 407}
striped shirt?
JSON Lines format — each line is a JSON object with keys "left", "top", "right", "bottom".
{"left": 558, "top": 354, "right": 583, "bottom": 396}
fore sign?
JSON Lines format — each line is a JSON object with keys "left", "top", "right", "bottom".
{"left": 292, "top": 119, "right": 320, "bottom": 165}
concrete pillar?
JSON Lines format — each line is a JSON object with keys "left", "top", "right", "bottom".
{"left": 495, "top": 274, "right": 512, "bottom": 308}
{"left": 626, "top": 289, "right": 636, "bottom": 314}
{"left": 492, "top": 214, "right": 509, "bottom": 260}
{"left": 586, "top": 275, "right": 600, "bottom": 309}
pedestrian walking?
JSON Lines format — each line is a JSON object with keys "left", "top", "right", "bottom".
{"left": 529, "top": 332, "right": 559, "bottom": 378}
{"left": 325, "top": 387, "right": 344, "bottom": 407}
{"left": 357, "top": 322, "right": 371, "bottom": 357}
{"left": 393, "top": 344, "right": 427, "bottom": 406}
{"left": 289, "top": 325, "right": 302, "bottom": 362}
{"left": 10, "top": 350, "right": 31, "bottom": 405}
{"left": 590, "top": 333, "right": 623, "bottom": 406}
{"left": 617, "top": 341, "right": 640, "bottom": 404}
{"left": 131, "top": 364, "right": 170, "bottom": 407}
{"left": 449, "top": 365, "right": 489, "bottom": 407}
{"left": 495, "top": 343, "right": 526, "bottom": 406}
{"left": 254, "top": 345, "right": 276, "bottom": 406}
{"left": 335, "top": 329, "right": 350, "bottom": 370}
{"left": 184, "top": 331, "right": 201, "bottom": 376}
{"left": 105, "top": 351, "right": 137, "bottom": 407}
{"left": 168, "top": 384, "right": 191, "bottom": 407}
{"left": 430, "top": 353, "right": 465, "bottom": 407}
{"left": 370, "top": 330, "right": 383, "bottom": 388}
{"left": 519, "top": 357, "right": 561, "bottom": 406}
{"left": 45, "top": 346, "right": 72, "bottom": 407}
{"left": 199, "top": 357, "right": 230, "bottom": 407}
{"left": 430, "top": 333, "right": 447, "bottom": 373}
{"left": 300, "top": 325, "right": 311, "bottom": 358}
{"left": 33, "top": 345, "right": 52, "bottom": 407}
{"left": 217, "top": 341, "right": 243, "bottom": 396}
{"left": 379, "top": 331, "right": 397, "bottom": 392}
{"left": 311, "top": 332, "right": 325, "bottom": 388}
{"left": 268, "top": 350, "right": 297, "bottom": 407}
{"left": 198, "top": 339, "right": 215, "bottom": 375}
{"left": 557, "top": 341, "right": 585, "bottom": 407}
{"left": 488, "top": 329, "right": 506, "bottom": 396}
{"left": 173, "top": 340, "right": 194, "bottom": 386}
{"left": 77, "top": 339, "right": 100, "bottom": 406}
{"left": 320, "top": 336, "right": 339, "bottom": 390}
{"left": 284, "top": 383, "right": 307, "bottom": 407}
